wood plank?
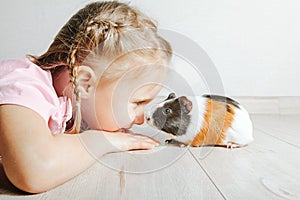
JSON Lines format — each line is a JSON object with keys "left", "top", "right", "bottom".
{"left": 100, "top": 147, "right": 224, "bottom": 200}
{"left": 251, "top": 114, "right": 300, "bottom": 148}
{"left": 97, "top": 124, "right": 224, "bottom": 199}
{"left": 189, "top": 127, "right": 300, "bottom": 200}
{"left": 0, "top": 160, "right": 122, "bottom": 200}
{"left": 40, "top": 163, "right": 122, "bottom": 200}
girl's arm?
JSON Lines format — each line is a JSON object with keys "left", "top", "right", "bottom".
{"left": 0, "top": 105, "right": 158, "bottom": 193}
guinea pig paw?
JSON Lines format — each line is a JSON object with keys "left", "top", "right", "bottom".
{"left": 165, "top": 139, "right": 172, "bottom": 144}
{"left": 226, "top": 142, "right": 240, "bottom": 149}
{"left": 179, "top": 143, "right": 187, "bottom": 148}
{"left": 165, "top": 139, "right": 187, "bottom": 148}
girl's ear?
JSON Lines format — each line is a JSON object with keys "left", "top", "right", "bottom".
{"left": 77, "top": 65, "right": 97, "bottom": 99}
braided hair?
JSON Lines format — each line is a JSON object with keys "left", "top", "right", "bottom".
{"left": 28, "top": 1, "right": 172, "bottom": 133}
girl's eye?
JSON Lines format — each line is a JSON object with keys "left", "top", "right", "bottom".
{"left": 164, "top": 108, "right": 171, "bottom": 114}
{"left": 135, "top": 101, "right": 145, "bottom": 106}
{"left": 136, "top": 101, "right": 144, "bottom": 105}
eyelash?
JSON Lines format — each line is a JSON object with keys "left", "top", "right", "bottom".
{"left": 135, "top": 101, "right": 146, "bottom": 106}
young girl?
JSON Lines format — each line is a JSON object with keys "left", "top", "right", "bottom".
{"left": 0, "top": 1, "right": 172, "bottom": 193}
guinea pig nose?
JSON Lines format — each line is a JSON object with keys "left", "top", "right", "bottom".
{"left": 146, "top": 116, "right": 150, "bottom": 121}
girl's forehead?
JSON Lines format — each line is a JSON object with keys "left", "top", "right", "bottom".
{"left": 130, "top": 84, "right": 162, "bottom": 100}
{"left": 116, "top": 53, "right": 166, "bottom": 70}
{"left": 95, "top": 53, "right": 167, "bottom": 101}
{"left": 92, "top": 52, "right": 167, "bottom": 84}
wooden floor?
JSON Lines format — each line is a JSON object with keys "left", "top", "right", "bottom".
{"left": 0, "top": 114, "right": 299, "bottom": 200}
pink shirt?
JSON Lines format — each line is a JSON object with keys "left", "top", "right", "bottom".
{"left": 0, "top": 58, "right": 72, "bottom": 134}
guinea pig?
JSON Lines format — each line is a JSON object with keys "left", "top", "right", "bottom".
{"left": 145, "top": 93, "right": 253, "bottom": 148}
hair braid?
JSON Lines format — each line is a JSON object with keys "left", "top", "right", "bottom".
{"left": 67, "top": 47, "right": 82, "bottom": 134}
{"left": 65, "top": 4, "right": 124, "bottom": 133}
{"left": 66, "top": 9, "right": 110, "bottom": 134}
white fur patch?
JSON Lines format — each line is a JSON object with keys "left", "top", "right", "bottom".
{"left": 223, "top": 105, "right": 254, "bottom": 145}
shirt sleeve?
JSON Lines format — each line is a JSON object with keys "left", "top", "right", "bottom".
{"left": 0, "top": 59, "right": 72, "bottom": 134}
{"left": 0, "top": 80, "right": 56, "bottom": 123}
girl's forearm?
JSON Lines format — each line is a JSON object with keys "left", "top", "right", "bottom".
{"left": 43, "top": 131, "right": 116, "bottom": 190}
{"left": 0, "top": 105, "right": 157, "bottom": 193}
{"left": 3, "top": 130, "right": 115, "bottom": 193}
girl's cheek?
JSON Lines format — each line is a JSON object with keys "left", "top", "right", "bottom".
{"left": 127, "top": 103, "right": 137, "bottom": 122}
{"left": 137, "top": 104, "right": 146, "bottom": 116}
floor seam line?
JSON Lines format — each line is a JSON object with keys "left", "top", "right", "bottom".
{"left": 188, "top": 149, "right": 227, "bottom": 200}
{"left": 254, "top": 127, "right": 300, "bottom": 149}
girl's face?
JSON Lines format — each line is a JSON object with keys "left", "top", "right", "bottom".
{"left": 82, "top": 59, "right": 166, "bottom": 132}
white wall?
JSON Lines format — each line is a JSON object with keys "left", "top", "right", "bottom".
{"left": 1, "top": 0, "right": 299, "bottom": 96}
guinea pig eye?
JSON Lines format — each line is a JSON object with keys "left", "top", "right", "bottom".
{"left": 164, "top": 108, "right": 171, "bottom": 114}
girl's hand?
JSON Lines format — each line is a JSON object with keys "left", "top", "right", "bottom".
{"left": 101, "top": 130, "right": 160, "bottom": 152}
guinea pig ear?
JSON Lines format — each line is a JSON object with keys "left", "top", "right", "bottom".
{"left": 166, "top": 92, "right": 176, "bottom": 100}
{"left": 179, "top": 96, "right": 193, "bottom": 114}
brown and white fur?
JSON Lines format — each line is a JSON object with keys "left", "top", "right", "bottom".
{"left": 145, "top": 93, "right": 253, "bottom": 148}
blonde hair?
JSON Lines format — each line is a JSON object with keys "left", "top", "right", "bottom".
{"left": 28, "top": 1, "right": 172, "bottom": 133}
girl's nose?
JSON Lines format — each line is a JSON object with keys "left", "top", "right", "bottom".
{"left": 134, "top": 113, "right": 144, "bottom": 125}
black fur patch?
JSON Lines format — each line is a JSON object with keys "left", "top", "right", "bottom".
{"left": 202, "top": 94, "right": 240, "bottom": 109}
{"left": 152, "top": 97, "right": 191, "bottom": 136}
{"left": 165, "top": 92, "right": 176, "bottom": 100}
